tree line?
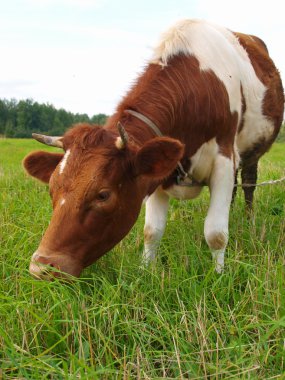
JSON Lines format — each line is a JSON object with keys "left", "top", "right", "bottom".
{"left": 0, "top": 98, "right": 108, "bottom": 138}
{"left": 1, "top": 97, "right": 284, "bottom": 141}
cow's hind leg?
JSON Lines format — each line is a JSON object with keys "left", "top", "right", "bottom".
{"left": 241, "top": 161, "right": 258, "bottom": 211}
{"left": 143, "top": 188, "right": 169, "bottom": 264}
{"left": 204, "top": 154, "right": 234, "bottom": 273}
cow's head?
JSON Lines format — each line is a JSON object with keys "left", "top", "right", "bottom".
{"left": 23, "top": 123, "right": 184, "bottom": 280}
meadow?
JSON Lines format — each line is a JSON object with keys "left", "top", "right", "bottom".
{"left": 0, "top": 138, "right": 284, "bottom": 379}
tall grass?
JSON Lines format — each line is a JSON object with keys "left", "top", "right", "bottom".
{"left": 0, "top": 139, "right": 284, "bottom": 379}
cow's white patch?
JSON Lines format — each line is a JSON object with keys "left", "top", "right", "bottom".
{"left": 211, "top": 249, "right": 225, "bottom": 274}
{"left": 152, "top": 19, "right": 266, "bottom": 123}
{"left": 165, "top": 184, "right": 203, "bottom": 201}
{"left": 59, "top": 149, "right": 71, "bottom": 174}
{"left": 189, "top": 138, "right": 219, "bottom": 182}
{"left": 165, "top": 138, "right": 218, "bottom": 200}
{"left": 60, "top": 198, "right": 66, "bottom": 206}
{"left": 143, "top": 149, "right": 234, "bottom": 273}
{"left": 115, "top": 137, "right": 125, "bottom": 150}
{"left": 237, "top": 112, "right": 275, "bottom": 155}
{"left": 204, "top": 154, "right": 234, "bottom": 272}
{"left": 143, "top": 189, "right": 169, "bottom": 264}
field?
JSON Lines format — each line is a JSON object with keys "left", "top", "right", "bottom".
{"left": 0, "top": 138, "right": 284, "bottom": 379}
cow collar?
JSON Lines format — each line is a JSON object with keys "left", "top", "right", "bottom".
{"left": 125, "top": 109, "right": 163, "bottom": 137}
{"left": 124, "top": 109, "right": 202, "bottom": 187}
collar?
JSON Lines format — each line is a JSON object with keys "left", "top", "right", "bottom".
{"left": 125, "top": 109, "right": 163, "bottom": 137}
{"left": 124, "top": 109, "right": 202, "bottom": 187}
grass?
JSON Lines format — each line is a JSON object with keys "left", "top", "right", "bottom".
{"left": 0, "top": 138, "right": 285, "bottom": 379}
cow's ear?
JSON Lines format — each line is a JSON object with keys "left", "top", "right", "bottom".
{"left": 134, "top": 137, "right": 184, "bottom": 180}
{"left": 23, "top": 151, "right": 64, "bottom": 183}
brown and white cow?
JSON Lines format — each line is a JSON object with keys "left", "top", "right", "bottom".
{"left": 23, "top": 19, "right": 284, "bottom": 279}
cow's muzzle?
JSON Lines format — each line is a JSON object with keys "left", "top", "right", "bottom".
{"left": 29, "top": 250, "right": 83, "bottom": 280}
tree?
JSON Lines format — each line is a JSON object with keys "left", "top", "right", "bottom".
{"left": 0, "top": 98, "right": 108, "bottom": 138}
{"left": 5, "top": 120, "right": 15, "bottom": 137}
{"left": 91, "top": 113, "right": 107, "bottom": 125}
{"left": 0, "top": 99, "right": 8, "bottom": 135}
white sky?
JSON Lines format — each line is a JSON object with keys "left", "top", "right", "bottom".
{"left": 0, "top": 0, "right": 284, "bottom": 116}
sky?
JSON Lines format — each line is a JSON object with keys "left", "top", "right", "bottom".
{"left": 0, "top": 0, "right": 284, "bottom": 117}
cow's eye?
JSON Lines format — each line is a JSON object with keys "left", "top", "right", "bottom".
{"left": 96, "top": 190, "right": 111, "bottom": 202}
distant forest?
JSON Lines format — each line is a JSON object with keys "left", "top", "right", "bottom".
{"left": 1, "top": 97, "right": 284, "bottom": 141}
{"left": 0, "top": 98, "right": 108, "bottom": 138}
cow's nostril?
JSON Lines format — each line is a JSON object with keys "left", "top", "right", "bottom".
{"left": 30, "top": 263, "right": 58, "bottom": 280}
{"left": 29, "top": 250, "right": 83, "bottom": 280}
{"left": 29, "top": 253, "right": 56, "bottom": 279}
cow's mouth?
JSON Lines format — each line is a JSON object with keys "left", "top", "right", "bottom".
{"left": 29, "top": 250, "right": 83, "bottom": 280}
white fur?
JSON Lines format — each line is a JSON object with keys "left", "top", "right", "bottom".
{"left": 237, "top": 112, "right": 275, "bottom": 154}
{"left": 164, "top": 184, "right": 202, "bottom": 201}
{"left": 204, "top": 155, "right": 234, "bottom": 272}
{"left": 115, "top": 137, "right": 125, "bottom": 150}
{"left": 189, "top": 138, "right": 219, "bottom": 182}
{"left": 60, "top": 198, "right": 66, "bottom": 206}
{"left": 59, "top": 149, "right": 71, "bottom": 175}
{"left": 165, "top": 138, "right": 218, "bottom": 200}
{"left": 143, "top": 189, "right": 169, "bottom": 263}
{"left": 211, "top": 249, "right": 225, "bottom": 274}
{"left": 143, "top": 144, "right": 234, "bottom": 272}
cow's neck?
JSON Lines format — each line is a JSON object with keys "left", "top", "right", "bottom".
{"left": 105, "top": 62, "right": 185, "bottom": 146}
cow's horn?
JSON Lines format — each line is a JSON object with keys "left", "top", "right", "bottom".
{"left": 116, "top": 122, "right": 128, "bottom": 149}
{"left": 32, "top": 133, "right": 63, "bottom": 148}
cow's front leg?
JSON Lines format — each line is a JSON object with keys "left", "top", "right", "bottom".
{"left": 143, "top": 188, "right": 169, "bottom": 264}
{"left": 204, "top": 154, "right": 234, "bottom": 273}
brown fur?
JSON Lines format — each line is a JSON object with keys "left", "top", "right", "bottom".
{"left": 108, "top": 55, "right": 237, "bottom": 160}
{"left": 23, "top": 151, "right": 64, "bottom": 183}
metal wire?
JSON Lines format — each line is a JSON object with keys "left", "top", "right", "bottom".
{"left": 235, "top": 176, "right": 285, "bottom": 187}
{"left": 177, "top": 175, "right": 285, "bottom": 188}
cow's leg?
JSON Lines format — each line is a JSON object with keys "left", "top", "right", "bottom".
{"left": 241, "top": 161, "right": 258, "bottom": 211}
{"left": 204, "top": 154, "right": 234, "bottom": 273}
{"left": 143, "top": 188, "right": 169, "bottom": 264}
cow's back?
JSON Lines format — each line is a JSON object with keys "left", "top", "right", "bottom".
{"left": 152, "top": 19, "right": 247, "bottom": 117}
{"left": 152, "top": 19, "right": 284, "bottom": 159}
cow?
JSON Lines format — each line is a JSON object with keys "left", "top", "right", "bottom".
{"left": 23, "top": 19, "right": 284, "bottom": 280}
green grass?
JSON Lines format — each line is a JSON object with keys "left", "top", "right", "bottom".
{"left": 0, "top": 138, "right": 284, "bottom": 379}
